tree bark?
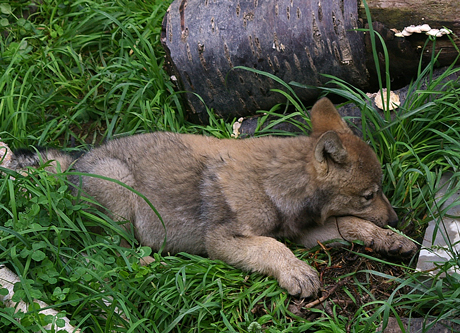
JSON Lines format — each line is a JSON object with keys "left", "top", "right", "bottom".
{"left": 161, "top": 0, "right": 460, "bottom": 123}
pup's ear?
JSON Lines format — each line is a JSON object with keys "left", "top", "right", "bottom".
{"left": 310, "top": 97, "right": 352, "bottom": 134}
{"left": 314, "top": 131, "right": 348, "bottom": 167}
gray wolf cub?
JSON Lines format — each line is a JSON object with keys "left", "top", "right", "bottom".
{"left": 4, "top": 98, "right": 416, "bottom": 298}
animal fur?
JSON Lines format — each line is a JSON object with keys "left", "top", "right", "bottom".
{"left": 4, "top": 98, "right": 417, "bottom": 298}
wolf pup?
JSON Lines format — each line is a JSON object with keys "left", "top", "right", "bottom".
{"left": 4, "top": 98, "right": 417, "bottom": 298}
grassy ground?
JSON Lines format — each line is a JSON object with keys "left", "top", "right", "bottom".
{"left": 1, "top": 0, "right": 460, "bottom": 332}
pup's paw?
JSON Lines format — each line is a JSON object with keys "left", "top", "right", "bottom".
{"left": 277, "top": 260, "right": 321, "bottom": 298}
{"left": 370, "top": 231, "right": 418, "bottom": 258}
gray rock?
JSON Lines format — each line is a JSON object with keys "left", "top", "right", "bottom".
{"left": 382, "top": 317, "right": 460, "bottom": 333}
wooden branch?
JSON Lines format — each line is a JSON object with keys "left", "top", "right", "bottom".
{"left": 304, "top": 282, "right": 341, "bottom": 309}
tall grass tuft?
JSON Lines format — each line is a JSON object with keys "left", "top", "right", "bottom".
{"left": 0, "top": 0, "right": 183, "bottom": 150}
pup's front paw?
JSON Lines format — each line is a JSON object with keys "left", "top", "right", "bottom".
{"left": 335, "top": 217, "right": 418, "bottom": 259}
{"left": 371, "top": 230, "right": 418, "bottom": 258}
{"left": 277, "top": 260, "right": 321, "bottom": 298}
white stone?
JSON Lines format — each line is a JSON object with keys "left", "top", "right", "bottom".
{"left": 416, "top": 173, "right": 460, "bottom": 276}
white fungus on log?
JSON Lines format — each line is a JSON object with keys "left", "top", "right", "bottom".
{"left": 367, "top": 89, "right": 400, "bottom": 111}
{"left": 231, "top": 117, "right": 244, "bottom": 138}
{"left": 394, "top": 24, "right": 452, "bottom": 38}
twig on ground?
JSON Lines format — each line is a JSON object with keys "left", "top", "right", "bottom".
{"left": 304, "top": 282, "right": 342, "bottom": 309}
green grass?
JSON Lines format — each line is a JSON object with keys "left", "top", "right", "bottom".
{"left": 1, "top": 0, "right": 460, "bottom": 332}
{"left": 0, "top": 0, "right": 183, "bottom": 148}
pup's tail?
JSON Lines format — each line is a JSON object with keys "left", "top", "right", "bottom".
{"left": 1, "top": 141, "right": 75, "bottom": 173}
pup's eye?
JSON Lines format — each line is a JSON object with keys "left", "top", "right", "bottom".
{"left": 363, "top": 193, "right": 375, "bottom": 201}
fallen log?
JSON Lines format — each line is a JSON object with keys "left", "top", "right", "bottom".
{"left": 161, "top": 0, "right": 460, "bottom": 123}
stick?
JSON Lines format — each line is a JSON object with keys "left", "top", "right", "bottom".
{"left": 304, "top": 283, "right": 341, "bottom": 309}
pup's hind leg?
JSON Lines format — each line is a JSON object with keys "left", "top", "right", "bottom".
{"left": 205, "top": 224, "right": 321, "bottom": 298}
{"left": 76, "top": 158, "right": 137, "bottom": 220}
{"left": 75, "top": 158, "right": 154, "bottom": 263}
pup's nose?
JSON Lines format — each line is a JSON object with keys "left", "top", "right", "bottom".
{"left": 388, "top": 218, "right": 398, "bottom": 228}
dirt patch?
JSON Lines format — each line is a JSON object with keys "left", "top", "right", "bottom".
{"left": 58, "top": 121, "right": 108, "bottom": 147}
{"left": 287, "top": 243, "right": 415, "bottom": 325}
